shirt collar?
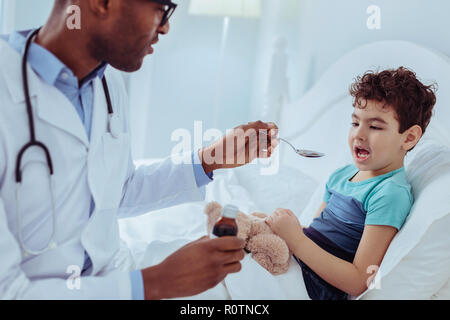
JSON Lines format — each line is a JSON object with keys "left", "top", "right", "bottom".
{"left": 8, "top": 29, "right": 108, "bottom": 87}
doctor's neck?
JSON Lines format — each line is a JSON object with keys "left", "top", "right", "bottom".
{"left": 35, "top": 9, "right": 103, "bottom": 84}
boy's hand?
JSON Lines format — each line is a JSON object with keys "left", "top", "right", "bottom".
{"left": 265, "top": 209, "right": 304, "bottom": 250}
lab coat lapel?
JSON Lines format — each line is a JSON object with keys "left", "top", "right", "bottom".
{"left": 35, "top": 81, "right": 90, "bottom": 148}
{"left": 0, "top": 39, "right": 89, "bottom": 147}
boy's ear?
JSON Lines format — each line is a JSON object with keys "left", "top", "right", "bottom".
{"left": 402, "top": 125, "right": 422, "bottom": 152}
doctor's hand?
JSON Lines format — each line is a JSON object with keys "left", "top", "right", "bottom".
{"left": 199, "top": 121, "right": 279, "bottom": 173}
{"left": 141, "top": 236, "right": 245, "bottom": 300}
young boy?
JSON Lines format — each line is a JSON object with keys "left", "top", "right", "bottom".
{"left": 266, "top": 67, "right": 437, "bottom": 300}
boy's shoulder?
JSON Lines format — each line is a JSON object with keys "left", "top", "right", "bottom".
{"left": 369, "top": 169, "right": 413, "bottom": 203}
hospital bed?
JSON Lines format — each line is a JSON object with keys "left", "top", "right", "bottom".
{"left": 118, "top": 40, "right": 450, "bottom": 300}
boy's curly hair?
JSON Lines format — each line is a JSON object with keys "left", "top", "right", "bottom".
{"left": 349, "top": 67, "right": 437, "bottom": 135}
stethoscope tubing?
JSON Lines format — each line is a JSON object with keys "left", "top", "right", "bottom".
{"left": 16, "top": 27, "right": 115, "bottom": 256}
{"left": 17, "top": 28, "right": 54, "bottom": 184}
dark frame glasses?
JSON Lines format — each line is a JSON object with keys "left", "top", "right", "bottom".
{"left": 151, "top": 0, "right": 178, "bottom": 26}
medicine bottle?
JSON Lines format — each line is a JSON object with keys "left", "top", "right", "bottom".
{"left": 212, "top": 205, "right": 239, "bottom": 238}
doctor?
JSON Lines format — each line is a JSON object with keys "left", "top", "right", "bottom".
{"left": 0, "top": 0, "right": 279, "bottom": 299}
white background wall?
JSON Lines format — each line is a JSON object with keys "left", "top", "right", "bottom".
{"left": 2, "top": 0, "right": 450, "bottom": 159}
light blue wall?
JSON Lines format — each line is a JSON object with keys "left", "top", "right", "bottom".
{"left": 141, "top": 1, "right": 260, "bottom": 158}
{"left": 294, "top": 0, "right": 450, "bottom": 96}
{"left": 13, "top": 0, "right": 53, "bottom": 30}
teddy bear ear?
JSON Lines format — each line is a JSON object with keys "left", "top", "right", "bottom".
{"left": 204, "top": 201, "right": 222, "bottom": 216}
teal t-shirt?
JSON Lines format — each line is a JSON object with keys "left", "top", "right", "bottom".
{"left": 309, "top": 164, "right": 413, "bottom": 254}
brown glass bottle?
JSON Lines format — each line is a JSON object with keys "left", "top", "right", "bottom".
{"left": 212, "top": 205, "right": 239, "bottom": 238}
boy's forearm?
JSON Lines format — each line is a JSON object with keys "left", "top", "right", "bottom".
{"left": 292, "top": 234, "right": 367, "bottom": 297}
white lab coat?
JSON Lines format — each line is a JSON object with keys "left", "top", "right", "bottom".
{"left": 0, "top": 39, "right": 205, "bottom": 299}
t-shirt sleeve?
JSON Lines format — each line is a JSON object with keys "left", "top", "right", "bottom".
{"left": 365, "top": 183, "right": 413, "bottom": 230}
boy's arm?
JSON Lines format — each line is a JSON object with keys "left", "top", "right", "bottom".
{"left": 292, "top": 224, "right": 397, "bottom": 296}
{"left": 266, "top": 209, "right": 397, "bottom": 297}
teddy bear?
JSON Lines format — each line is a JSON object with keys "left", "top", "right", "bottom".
{"left": 204, "top": 202, "right": 290, "bottom": 275}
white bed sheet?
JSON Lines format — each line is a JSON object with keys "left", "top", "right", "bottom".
{"left": 118, "top": 168, "right": 311, "bottom": 300}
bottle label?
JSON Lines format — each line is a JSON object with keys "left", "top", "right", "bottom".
{"left": 212, "top": 224, "right": 238, "bottom": 238}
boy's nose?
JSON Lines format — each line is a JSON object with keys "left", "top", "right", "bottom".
{"left": 354, "top": 127, "right": 367, "bottom": 141}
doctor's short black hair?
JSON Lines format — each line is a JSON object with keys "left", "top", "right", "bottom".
{"left": 349, "top": 67, "right": 437, "bottom": 135}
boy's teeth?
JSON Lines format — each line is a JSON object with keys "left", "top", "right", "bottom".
{"left": 358, "top": 152, "right": 369, "bottom": 158}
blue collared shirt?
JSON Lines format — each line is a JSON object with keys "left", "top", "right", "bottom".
{"left": 4, "top": 29, "right": 213, "bottom": 300}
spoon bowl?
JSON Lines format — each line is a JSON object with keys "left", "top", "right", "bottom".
{"left": 261, "top": 131, "right": 325, "bottom": 158}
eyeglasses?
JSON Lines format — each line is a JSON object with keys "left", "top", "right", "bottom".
{"left": 151, "top": 0, "right": 178, "bottom": 27}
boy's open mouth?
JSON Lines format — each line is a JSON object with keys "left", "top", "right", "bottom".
{"left": 355, "top": 147, "right": 371, "bottom": 161}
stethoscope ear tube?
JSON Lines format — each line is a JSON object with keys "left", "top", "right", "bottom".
{"left": 21, "top": 28, "right": 39, "bottom": 143}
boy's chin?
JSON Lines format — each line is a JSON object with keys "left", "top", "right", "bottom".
{"left": 352, "top": 159, "right": 372, "bottom": 171}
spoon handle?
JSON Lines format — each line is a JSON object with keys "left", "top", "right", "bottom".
{"left": 259, "top": 131, "right": 297, "bottom": 152}
{"left": 278, "top": 137, "right": 298, "bottom": 153}
{"left": 259, "top": 131, "right": 325, "bottom": 158}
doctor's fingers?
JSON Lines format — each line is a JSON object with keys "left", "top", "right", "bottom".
{"left": 221, "top": 261, "right": 243, "bottom": 275}
{"left": 245, "top": 120, "right": 278, "bottom": 132}
{"left": 179, "top": 236, "right": 209, "bottom": 250}
{"left": 209, "top": 236, "right": 245, "bottom": 251}
{"left": 216, "top": 248, "right": 246, "bottom": 265}
{"left": 269, "top": 138, "right": 280, "bottom": 152}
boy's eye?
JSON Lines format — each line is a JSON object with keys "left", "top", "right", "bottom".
{"left": 351, "top": 122, "right": 359, "bottom": 127}
{"left": 370, "top": 126, "right": 382, "bottom": 130}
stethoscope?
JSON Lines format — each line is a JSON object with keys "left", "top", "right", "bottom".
{"left": 16, "top": 28, "right": 120, "bottom": 256}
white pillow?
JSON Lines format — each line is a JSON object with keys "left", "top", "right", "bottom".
{"left": 359, "top": 214, "right": 450, "bottom": 299}
{"left": 432, "top": 279, "right": 450, "bottom": 300}
{"left": 358, "top": 141, "right": 450, "bottom": 299}
{"left": 280, "top": 95, "right": 353, "bottom": 185}
{"left": 404, "top": 137, "right": 450, "bottom": 193}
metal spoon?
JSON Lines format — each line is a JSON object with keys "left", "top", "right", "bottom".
{"left": 260, "top": 131, "right": 325, "bottom": 158}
